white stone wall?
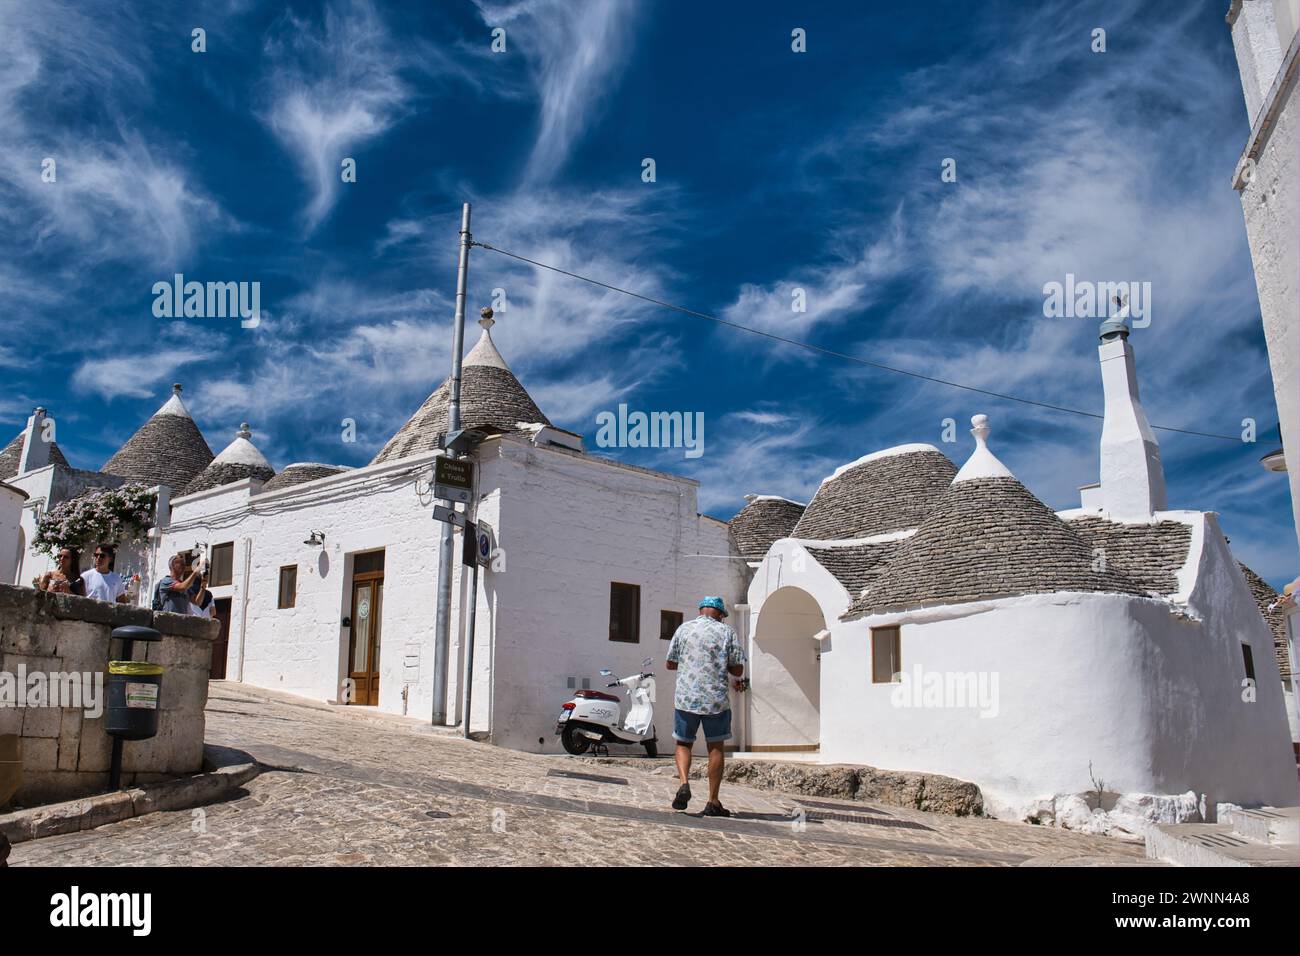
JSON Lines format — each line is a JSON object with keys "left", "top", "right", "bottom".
{"left": 744, "top": 539, "right": 850, "bottom": 749}
{"left": 155, "top": 436, "right": 746, "bottom": 755}
{"left": 0, "top": 485, "right": 26, "bottom": 586}
{"left": 483, "top": 440, "right": 747, "bottom": 752}
{"left": 746, "top": 516, "right": 1297, "bottom": 818}
{"left": 161, "top": 457, "right": 443, "bottom": 716}
{"left": 1231, "top": 0, "right": 1300, "bottom": 552}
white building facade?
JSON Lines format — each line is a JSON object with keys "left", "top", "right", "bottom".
{"left": 734, "top": 323, "right": 1299, "bottom": 823}
{"left": 1227, "top": 0, "right": 1300, "bottom": 554}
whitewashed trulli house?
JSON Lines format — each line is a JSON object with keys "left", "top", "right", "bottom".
{"left": 130, "top": 313, "right": 746, "bottom": 747}
{"left": 738, "top": 319, "right": 1298, "bottom": 825}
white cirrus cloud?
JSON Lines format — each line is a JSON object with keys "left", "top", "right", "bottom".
{"left": 473, "top": 0, "right": 638, "bottom": 184}
{"left": 260, "top": 0, "right": 414, "bottom": 232}
{"left": 72, "top": 349, "right": 207, "bottom": 401}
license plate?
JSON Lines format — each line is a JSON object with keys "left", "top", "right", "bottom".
{"left": 557, "top": 711, "right": 569, "bottom": 722}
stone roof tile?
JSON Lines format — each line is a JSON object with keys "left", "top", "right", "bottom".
{"left": 101, "top": 386, "right": 213, "bottom": 491}
{"left": 1238, "top": 563, "right": 1293, "bottom": 682}
{"left": 0, "top": 431, "right": 70, "bottom": 478}
{"left": 370, "top": 323, "right": 549, "bottom": 466}
{"left": 791, "top": 446, "right": 956, "bottom": 541}
{"left": 845, "top": 476, "right": 1146, "bottom": 619}
{"left": 729, "top": 497, "right": 806, "bottom": 560}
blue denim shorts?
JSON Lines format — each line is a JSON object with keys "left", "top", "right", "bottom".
{"left": 673, "top": 708, "right": 732, "bottom": 743}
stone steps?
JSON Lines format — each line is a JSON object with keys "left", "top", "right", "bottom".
{"left": 1145, "top": 806, "right": 1298, "bottom": 866}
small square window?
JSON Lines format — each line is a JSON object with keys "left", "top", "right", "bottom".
{"left": 660, "top": 610, "right": 684, "bottom": 640}
{"left": 871, "top": 626, "right": 901, "bottom": 683}
{"left": 1241, "top": 642, "right": 1256, "bottom": 682}
{"left": 609, "top": 582, "right": 641, "bottom": 643}
{"left": 278, "top": 565, "right": 297, "bottom": 609}
{"left": 209, "top": 542, "right": 234, "bottom": 587}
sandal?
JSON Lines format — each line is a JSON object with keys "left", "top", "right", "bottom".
{"left": 671, "top": 783, "right": 691, "bottom": 811}
{"left": 701, "top": 801, "right": 732, "bottom": 817}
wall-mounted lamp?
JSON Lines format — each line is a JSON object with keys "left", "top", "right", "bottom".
{"left": 304, "top": 530, "right": 326, "bottom": 547}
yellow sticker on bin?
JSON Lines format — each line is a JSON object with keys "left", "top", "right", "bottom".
{"left": 107, "top": 661, "right": 164, "bottom": 676}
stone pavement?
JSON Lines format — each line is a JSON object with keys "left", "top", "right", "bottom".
{"left": 11, "top": 683, "right": 1156, "bottom": 867}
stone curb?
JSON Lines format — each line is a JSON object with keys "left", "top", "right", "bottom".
{"left": 583, "top": 755, "right": 986, "bottom": 817}
{"left": 0, "top": 744, "right": 260, "bottom": 846}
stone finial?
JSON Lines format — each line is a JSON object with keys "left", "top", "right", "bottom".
{"left": 237, "top": 423, "right": 252, "bottom": 440}
{"left": 172, "top": 383, "right": 183, "bottom": 395}
{"left": 479, "top": 306, "right": 495, "bottom": 331}
{"left": 953, "top": 412, "right": 1014, "bottom": 484}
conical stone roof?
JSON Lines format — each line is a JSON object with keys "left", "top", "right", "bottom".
{"left": 102, "top": 384, "right": 214, "bottom": 491}
{"left": 791, "top": 444, "right": 956, "bottom": 541}
{"left": 844, "top": 417, "right": 1143, "bottom": 618}
{"left": 0, "top": 431, "right": 70, "bottom": 478}
{"left": 262, "top": 462, "right": 350, "bottom": 493}
{"left": 180, "top": 423, "right": 274, "bottom": 496}
{"left": 370, "top": 314, "right": 550, "bottom": 466}
{"left": 730, "top": 495, "right": 806, "bottom": 560}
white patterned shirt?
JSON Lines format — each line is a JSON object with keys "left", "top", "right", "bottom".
{"left": 666, "top": 615, "right": 744, "bottom": 715}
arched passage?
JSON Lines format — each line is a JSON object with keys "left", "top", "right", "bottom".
{"left": 749, "top": 586, "right": 825, "bottom": 750}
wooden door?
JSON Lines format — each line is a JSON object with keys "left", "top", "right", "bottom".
{"left": 348, "top": 576, "right": 383, "bottom": 705}
{"left": 211, "top": 598, "right": 231, "bottom": 680}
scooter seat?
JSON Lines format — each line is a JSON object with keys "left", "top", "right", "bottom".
{"left": 574, "top": 689, "right": 620, "bottom": 703}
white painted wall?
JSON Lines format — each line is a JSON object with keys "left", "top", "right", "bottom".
{"left": 0, "top": 483, "right": 26, "bottom": 585}
{"left": 485, "top": 440, "right": 747, "bottom": 752}
{"left": 155, "top": 436, "right": 747, "bottom": 756}
{"left": 1230, "top": 0, "right": 1300, "bottom": 553}
{"left": 744, "top": 514, "right": 1297, "bottom": 819}
{"left": 162, "top": 456, "right": 443, "bottom": 718}
{"left": 750, "top": 585, "right": 823, "bottom": 748}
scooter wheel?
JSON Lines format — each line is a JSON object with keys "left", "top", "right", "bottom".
{"left": 561, "top": 723, "right": 594, "bottom": 755}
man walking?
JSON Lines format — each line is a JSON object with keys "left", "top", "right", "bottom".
{"left": 665, "top": 596, "right": 745, "bottom": 816}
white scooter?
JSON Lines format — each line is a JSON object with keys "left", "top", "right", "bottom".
{"left": 556, "top": 658, "right": 658, "bottom": 757}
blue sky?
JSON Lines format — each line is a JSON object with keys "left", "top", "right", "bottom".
{"left": 1, "top": 0, "right": 1295, "bottom": 585}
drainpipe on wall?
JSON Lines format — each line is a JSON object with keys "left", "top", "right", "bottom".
{"left": 733, "top": 603, "right": 751, "bottom": 752}
{"left": 237, "top": 537, "right": 252, "bottom": 682}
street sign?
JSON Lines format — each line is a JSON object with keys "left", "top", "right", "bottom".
{"left": 462, "top": 519, "right": 478, "bottom": 566}
{"left": 434, "top": 456, "right": 474, "bottom": 503}
{"left": 474, "top": 520, "right": 495, "bottom": 567}
{"left": 432, "top": 504, "right": 466, "bottom": 528}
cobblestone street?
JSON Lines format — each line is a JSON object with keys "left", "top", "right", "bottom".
{"left": 12, "top": 683, "right": 1156, "bottom": 867}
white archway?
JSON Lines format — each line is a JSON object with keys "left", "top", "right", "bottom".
{"left": 749, "top": 585, "right": 825, "bottom": 750}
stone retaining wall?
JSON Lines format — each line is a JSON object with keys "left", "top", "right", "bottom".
{"left": 0, "top": 583, "right": 216, "bottom": 806}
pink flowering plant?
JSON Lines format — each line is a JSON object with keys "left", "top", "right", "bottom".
{"left": 33, "top": 483, "right": 156, "bottom": 555}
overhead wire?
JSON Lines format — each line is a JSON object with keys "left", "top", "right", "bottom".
{"left": 472, "top": 240, "right": 1242, "bottom": 443}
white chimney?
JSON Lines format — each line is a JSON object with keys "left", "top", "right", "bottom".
{"left": 18, "top": 407, "right": 52, "bottom": 474}
{"left": 1097, "top": 313, "right": 1166, "bottom": 520}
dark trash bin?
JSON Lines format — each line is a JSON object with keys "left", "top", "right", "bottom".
{"left": 105, "top": 660, "right": 164, "bottom": 740}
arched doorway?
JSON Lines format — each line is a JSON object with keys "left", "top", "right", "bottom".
{"left": 749, "top": 586, "right": 825, "bottom": 751}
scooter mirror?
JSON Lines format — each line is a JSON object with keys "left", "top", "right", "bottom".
{"left": 599, "top": 668, "right": 613, "bottom": 677}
